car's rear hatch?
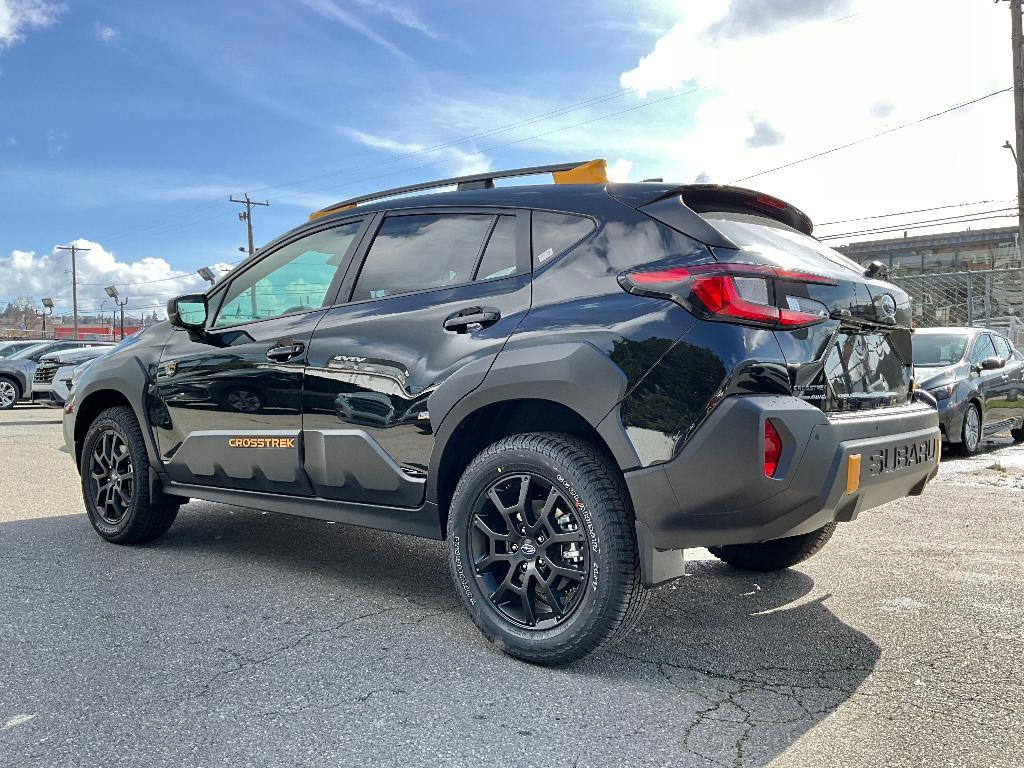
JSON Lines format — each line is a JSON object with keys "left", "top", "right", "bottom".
{"left": 627, "top": 185, "right": 913, "bottom": 413}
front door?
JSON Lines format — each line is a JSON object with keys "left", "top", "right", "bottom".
{"left": 302, "top": 209, "right": 531, "bottom": 506}
{"left": 990, "top": 334, "right": 1024, "bottom": 429}
{"left": 153, "top": 218, "right": 368, "bottom": 494}
{"left": 968, "top": 333, "right": 1005, "bottom": 431}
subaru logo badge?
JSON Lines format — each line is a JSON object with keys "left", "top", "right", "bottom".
{"left": 880, "top": 294, "right": 897, "bottom": 319}
{"left": 520, "top": 541, "right": 537, "bottom": 557}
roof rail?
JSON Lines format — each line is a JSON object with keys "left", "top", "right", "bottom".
{"left": 309, "top": 159, "right": 607, "bottom": 221}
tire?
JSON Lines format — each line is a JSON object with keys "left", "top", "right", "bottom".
{"left": 1011, "top": 426, "right": 1024, "bottom": 443}
{"left": 708, "top": 522, "right": 837, "bottom": 572}
{"left": 80, "top": 406, "right": 180, "bottom": 544}
{"left": 447, "top": 432, "right": 649, "bottom": 666}
{"left": 0, "top": 376, "right": 21, "bottom": 410}
{"left": 954, "top": 402, "right": 982, "bottom": 456}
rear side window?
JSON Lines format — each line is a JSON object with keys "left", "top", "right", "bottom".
{"left": 353, "top": 214, "right": 493, "bottom": 300}
{"left": 475, "top": 215, "right": 517, "bottom": 281}
{"left": 969, "top": 334, "right": 996, "bottom": 364}
{"left": 532, "top": 211, "right": 595, "bottom": 266}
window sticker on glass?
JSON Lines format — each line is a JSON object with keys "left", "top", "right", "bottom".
{"left": 537, "top": 247, "right": 555, "bottom": 263}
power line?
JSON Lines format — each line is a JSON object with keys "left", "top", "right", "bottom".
{"left": 731, "top": 87, "right": 1013, "bottom": 184}
{"left": 820, "top": 211, "right": 1018, "bottom": 241}
{"left": 816, "top": 198, "right": 1017, "bottom": 227}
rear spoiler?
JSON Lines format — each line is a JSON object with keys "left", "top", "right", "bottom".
{"left": 611, "top": 184, "right": 814, "bottom": 248}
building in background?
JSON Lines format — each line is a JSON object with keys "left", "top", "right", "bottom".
{"left": 836, "top": 225, "right": 1021, "bottom": 275}
{"left": 836, "top": 226, "right": 1023, "bottom": 345}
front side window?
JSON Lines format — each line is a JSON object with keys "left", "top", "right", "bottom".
{"left": 969, "top": 334, "right": 996, "bottom": 364}
{"left": 991, "top": 335, "right": 1012, "bottom": 361}
{"left": 532, "top": 211, "right": 595, "bottom": 266}
{"left": 352, "top": 214, "right": 493, "bottom": 301}
{"left": 214, "top": 221, "right": 361, "bottom": 328}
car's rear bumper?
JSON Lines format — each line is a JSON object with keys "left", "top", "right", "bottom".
{"left": 625, "top": 396, "right": 940, "bottom": 584}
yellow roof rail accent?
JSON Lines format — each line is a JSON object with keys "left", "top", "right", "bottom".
{"left": 553, "top": 158, "right": 608, "bottom": 185}
{"left": 309, "top": 203, "right": 355, "bottom": 222}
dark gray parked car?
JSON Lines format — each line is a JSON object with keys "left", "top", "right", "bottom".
{"left": 914, "top": 327, "right": 1024, "bottom": 453}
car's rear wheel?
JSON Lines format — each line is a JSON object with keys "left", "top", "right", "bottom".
{"left": 81, "top": 406, "right": 180, "bottom": 544}
{"left": 956, "top": 402, "right": 982, "bottom": 455}
{"left": 0, "top": 376, "right": 21, "bottom": 410}
{"left": 1011, "top": 426, "right": 1024, "bottom": 443}
{"left": 708, "top": 523, "right": 837, "bottom": 572}
{"left": 447, "top": 433, "right": 648, "bottom": 666}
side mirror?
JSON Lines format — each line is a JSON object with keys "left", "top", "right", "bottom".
{"left": 980, "top": 356, "right": 1005, "bottom": 371}
{"left": 167, "top": 294, "right": 208, "bottom": 335}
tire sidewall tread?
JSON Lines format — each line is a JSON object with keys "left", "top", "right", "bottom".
{"left": 447, "top": 432, "right": 648, "bottom": 666}
{"left": 80, "top": 405, "right": 178, "bottom": 545}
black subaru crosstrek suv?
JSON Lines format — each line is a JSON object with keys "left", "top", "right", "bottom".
{"left": 64, "top": 160, "right": 940, "bottom": 665}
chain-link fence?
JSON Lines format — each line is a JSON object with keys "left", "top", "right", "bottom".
{"left": 890, "top": 267, "right": 1024, "bottom": 347}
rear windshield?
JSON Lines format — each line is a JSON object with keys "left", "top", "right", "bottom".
{"left": 912, "top": 333, "right": 969, "bottom": 366}
{"left": 704, "top": 212, "right": 865, "bottom": 276}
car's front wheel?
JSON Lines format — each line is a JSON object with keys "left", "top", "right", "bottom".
{"left": 956, "top": 402, "right": 983, "bottom": 455}
{"left": 0, "top": 376, "right": 21, "bottom": 410}
{"left": 80, "top": 406, "right": 180, "bottom": 544}
{"left": 447, "top": 433, "right": 649, "bottom": 666}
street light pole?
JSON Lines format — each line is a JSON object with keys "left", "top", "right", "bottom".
{"left": 104, "top": 286, "right": 129, "bottom": 341}
{"left": 1010, "top": 0, "right": 1024, "bottom": 265}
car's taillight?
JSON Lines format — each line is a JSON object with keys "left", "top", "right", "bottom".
{"left": 764, "top": 420, "right": 782, "bottom": 477}
{"left": 618, "top": 262, "right": 835, "bottom": 329}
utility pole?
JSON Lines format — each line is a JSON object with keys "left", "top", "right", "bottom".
{"left": 56, "top": 244, "right": 90, "bottom": 340}
{"left": 1011, "top": 0, "right": 1024, "bottom": 264}
{"left": 229, "top": 194, "right": 270, "bottom": 256}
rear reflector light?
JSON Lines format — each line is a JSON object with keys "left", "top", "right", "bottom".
{"left": 764, "top": 420, "right": 782, "bottom": 477}
{"left": 619, "top": 262, "right": 835, "bottom": 330}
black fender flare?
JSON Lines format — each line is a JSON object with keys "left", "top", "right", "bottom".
{"left": 71, "top": 353, "right": 162, "bottom": 468}
{"left": 424, "top": 341, "right": 640, "bottom": 502}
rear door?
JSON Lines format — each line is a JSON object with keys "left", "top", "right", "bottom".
{"left": 153, "top": 218, "right": 368, "bottom": 494}
{"left": 302, "top": 208, "right": 531, "bottom": 506}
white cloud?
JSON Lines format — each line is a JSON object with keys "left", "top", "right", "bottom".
{"left": 342, "top": 128, "right": 490, "bottom": 177}
{"left": 298, "top": 0, "right": 411, "bottom": 61}
{"left": 0, "top": 0, "right": 63, "bottom": 49}
{"left": 0, "top": 239, "right": 233, "bottom": 318}
{"left": 94, "top": 22, "right": 117, "bottom": 43}
{"left": 607, "top": 158, "right": 633, "bottom": 182}
{"left": 616, "top": 0, "right": 1014, "bottom": 240}
{"left": 350, "top": 0, "right": 443, "bottom": 41}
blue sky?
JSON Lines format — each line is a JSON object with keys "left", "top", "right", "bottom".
{"left": 0, "top": 1, "right": 671, "bottom": 268}
{"left": 0, "top": 0, "right": 1015, "bottom": 318}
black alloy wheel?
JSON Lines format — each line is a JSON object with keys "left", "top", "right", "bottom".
{"left": 469, "top": 472, "right": 589, "bottom": 630}
{"left": 88, "top": 429, "right": 134, "bottom": 525}
{"left": 80, "top": 405, "right": 180, "bottom": 544}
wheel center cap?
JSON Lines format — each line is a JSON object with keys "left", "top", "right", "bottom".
{"left": 520, "top": 540, "right": 537, "bottom": 557}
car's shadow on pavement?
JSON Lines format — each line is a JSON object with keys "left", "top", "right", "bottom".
{"left": 1, "top": 505, "right": 878, "bottom": 767}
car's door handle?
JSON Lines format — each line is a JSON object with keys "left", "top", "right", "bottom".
{"left": 266, "top": 340, "right": 305, "bottom": 362}
{"left": 443, "top": 308, "right": 501, "bottom": 333}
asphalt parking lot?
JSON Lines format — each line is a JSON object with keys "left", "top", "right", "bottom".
{"left": 1, "top": 404, "right": 1022, "bottom": 767}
